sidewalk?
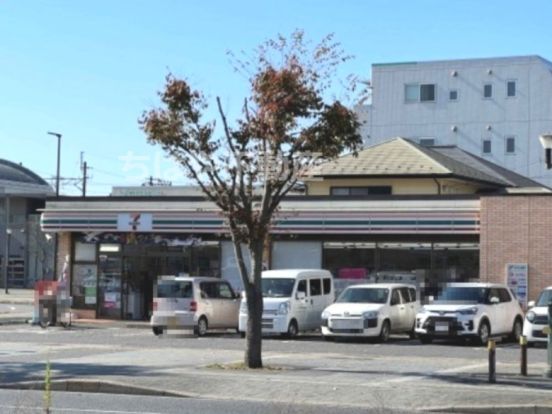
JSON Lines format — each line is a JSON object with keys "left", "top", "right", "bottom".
{"left": 0, "top": 288, "right": 34, "bottom": 305}
{"left": 2, "top": 337, "right": 552, "bottom": 412}
{"left": 0, "top": 289, "right": 33, "bottom": 325}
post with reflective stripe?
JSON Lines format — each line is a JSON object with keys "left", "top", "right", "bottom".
{"left": 520, "top": 335, "right": 528, "bottom": 376}
{"left": 545, "top": 302, "right": 552, "bottom": 378}
{"left": 488, "top": 339, "right": 496, "bottom": 384}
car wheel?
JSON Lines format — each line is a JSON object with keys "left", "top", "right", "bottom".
{"left": 477, "top": 321, "right": 490, "bottom": 345}
{"left": 510, "top": 318, "right": 523, "bottom": 343}
{"left": 282, "top": 319, "right": 299, "bottom": 338}
{"left": 323, "top": 335, "right": 334, "bottom": 342}
{"left": 379, "top": 320, "right": 390, "bottom": 342}
{"left": 285, "top": 320, "right": 298, "bottom": 338}
{"left": 152, "top": 326, "right": 164, "bottom": 336}
{"left": 196, "top": 316, "right": 208, "bottom": 337}
{"left": 419, "top": 335, "right": 433, "bottom": 344}
{"left": 408, "top": 323, "right": 416, "bottom": 339}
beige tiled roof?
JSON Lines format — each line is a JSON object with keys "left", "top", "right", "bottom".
{"left": 305, "top": 137, "right": 545, "bottom": 188}
{"left": 307, "top": 138, "right": 449, "bottom": 176}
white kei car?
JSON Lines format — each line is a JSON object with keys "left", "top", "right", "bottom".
{"left": 321, "top": 283, "right": 420, "bottom": 342}
{"left": 523, "top": 286, "right": 552, "bottom": 345}
{"left": 415, "top": 283, "right": 524, "bottom": 345}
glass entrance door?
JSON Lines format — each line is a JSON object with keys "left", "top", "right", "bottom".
{"left": 98, "top": 254, "right": 122, "bottom": 319}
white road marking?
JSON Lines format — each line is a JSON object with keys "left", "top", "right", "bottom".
{"left": 384, "top": 363, "right": 487, "bottom": 383}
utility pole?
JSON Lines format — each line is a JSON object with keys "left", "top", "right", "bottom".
{"left": 82, "top": 161, "right": 88, "bottom": 197}
{"left": 47, "top": 131, "right": 62, "bottom": 281}
{"left": 3, "top": 196, "right": 10, "bottom": 294}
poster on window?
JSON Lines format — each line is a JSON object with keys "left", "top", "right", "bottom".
{"left": 506, "top": 263, "right": 528, "bottom": 308}
{"left": 72, "top": 264, "right": 98, "bottom": 305}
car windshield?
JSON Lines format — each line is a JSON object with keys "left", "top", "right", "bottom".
{"left": 435, "top": 287, "right": 488, "bottom": 304}
{"left": 262, "top": 278, "right": 295, "bottom": 298}
{"left": 336, "top": 287, "right": 389, "bottom": 304}
{"left": 536, "top": 289, "right": 552, "bottom": 307}
{"left": 156, "top": 281, "right": 193, "bottom": 298}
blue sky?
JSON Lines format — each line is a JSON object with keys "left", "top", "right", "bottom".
{"left": 1, "top": 0, "right": 551, "bottom": 195}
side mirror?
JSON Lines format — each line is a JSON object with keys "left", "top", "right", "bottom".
{"left": 528, "top": 300, "right": 535, "bottom": 308}
{"left": 296, "top": 291, "right": 306, "bottom": 300}
{"left": 490, "top": 296, "right": 499, "bottom": 305}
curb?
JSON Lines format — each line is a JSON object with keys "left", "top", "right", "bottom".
{"left": 0, "top": 300, "right": 33, "bottom": 305}
{"left": 1, "top": 379, "right": 195, "bottom": 398}
{"left": 427, "top": 404, "right": 552, "bottom": 414}
{"left": 0, "top": 318, "right": 30, "bottom": 326}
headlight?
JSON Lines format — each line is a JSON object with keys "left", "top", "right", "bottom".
{"left": 321, "top": 310, "right": 330, "bottom": 319}
{"left": 363, "top": 311, "right": 378, "bottom": 319}
{"left": 458, "top": 307, "right": 478, "bottom": 315}
{"left": 526, "top": 311, "right": 536, "bottom": 322}
{"left": 240, "top": 301, "right": 248, "bottom": 314}
{"left": 277, "top": 301, "right": 289, "bottom": 315}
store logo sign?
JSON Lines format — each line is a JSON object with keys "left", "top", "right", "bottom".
{"left": 117, "top": 213, "right": 153, "bottom": 232}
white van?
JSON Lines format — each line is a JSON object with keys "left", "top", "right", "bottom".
{"left": 150, "top": 276, "right": 240, "bottom": 336}
{"left": 238, "top": 269, "right": 335, "bottom": 337}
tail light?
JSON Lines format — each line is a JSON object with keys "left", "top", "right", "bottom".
{"left": 152, "top": 300, "right": 158, "bottom": 311}
{"left": 189, "top": 300, "right": 197, "bottom": 312}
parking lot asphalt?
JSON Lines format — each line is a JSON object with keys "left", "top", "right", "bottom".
{"left": 1, "top": 322, "right": 552, "bottom": 412}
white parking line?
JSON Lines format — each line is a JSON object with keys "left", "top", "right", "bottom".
{"left": 384, "top": 363, "right": 487, "bottom": 383}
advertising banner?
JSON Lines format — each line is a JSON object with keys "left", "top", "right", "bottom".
{"left": 506, "top": 263, "right": 528, "bottom": 308}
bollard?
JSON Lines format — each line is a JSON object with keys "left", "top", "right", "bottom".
{"left": 520, "top": 335, "right": 528, "bottom": 376}
{"left": 545, "top": 302, "right": 552, "bottom": 378}
{"left": 488, "top": 339, "right": 496, "bottom": 383}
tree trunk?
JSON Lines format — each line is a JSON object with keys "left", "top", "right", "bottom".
{"left": 244, "top": 239, "right": 264, "bottom": 368}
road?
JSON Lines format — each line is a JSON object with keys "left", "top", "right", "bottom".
{"left": 0, "top": 323, "right": 550, "bottom": 413}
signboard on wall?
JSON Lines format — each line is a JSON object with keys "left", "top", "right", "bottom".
{"left": 117, "top": 213, "right": 153, "bottom": 232}
{"left": 506, "top": 263, "right": 528, "bottom": 308}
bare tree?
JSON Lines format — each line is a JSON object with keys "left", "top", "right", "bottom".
{"left": 140, "top": 30, "right": 362, "bottom": 368}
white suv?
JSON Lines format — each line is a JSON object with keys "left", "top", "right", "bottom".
{"left": 523, "top": 286, "right": 552, "bottom": 345}
{"left": 415, "top": 283, "right": 524, "bottom": 345}
{"left": 321, "top": 284, "right": 420, "bottom": 342}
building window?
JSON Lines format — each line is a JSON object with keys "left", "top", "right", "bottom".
{"left": 483, "top": 84, "right": 493, "bottom": 98}
{"left": 330, "top": 186, "right": 392, "bottom": 196}
{"left": 405, "top": 84, "right": 435, "bottom": 102}
{"left": 506, "top": 136, "right": 515, "bottom": 154}
{"left": 507, "top": 80, "right": 516, "bottom": 97}
{"left": 330, "top": 187, "right": 350, "bottom": 196}
{"left": 420, "top": 84, "right": 435, "bottom": 102}
{"left": 75, "top": 242, "right": 97, "bottom": 262}
{"left": 449, "top": 90, "right": 458, "bottom": 101}
{"left": 419, "top": 138, "right": 435, "bottom": 147}
{"left": 482, "top": 139, "right": 492, "bottom": 154}
{"left": 405, "top": 84, "right": 419, "bottom": 102}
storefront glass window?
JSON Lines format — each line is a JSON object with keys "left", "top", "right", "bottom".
{"left": 432, "top": 243, "right": 479, "bottom": 284}
{"left": 191, "top": 242, "right": 219, "bottom": 276}
{"left": 72, "top": 264, "right": 97, "bottom": 308}
{"left": 323, "top": 242, "right": 376, "bottom": 279}
{"left": 75, "top": 242, "right": 96, "bottom": 262}
{"left": 98, "top": 254, "right": 122, "bottom": 319}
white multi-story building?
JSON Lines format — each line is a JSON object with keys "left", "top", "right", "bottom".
{"left": 356, "top": 55, "right": 552, "bottom": 186}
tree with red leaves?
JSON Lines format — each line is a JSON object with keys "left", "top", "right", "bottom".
{"left": 140, "top": 30, "right": 362, "bottom": 368}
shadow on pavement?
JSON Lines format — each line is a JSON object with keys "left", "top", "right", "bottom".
{"left": 302, "top": 365, "right": 552, "bottom": 391}
{"left": 0, "top": 361, "right": 167, "bottom": 384}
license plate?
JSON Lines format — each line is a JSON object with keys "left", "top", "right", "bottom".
{"left": 435, "top": 322, "right": 449, "bottom": 333}
{"left": 333, "top": 319, "right": 361, "bottom": 329}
